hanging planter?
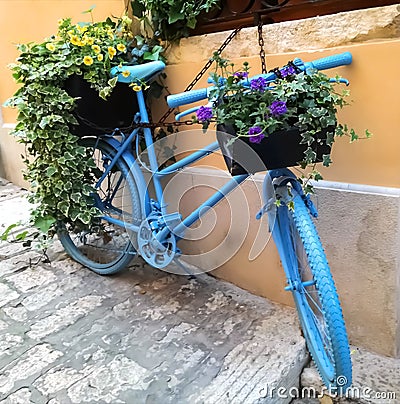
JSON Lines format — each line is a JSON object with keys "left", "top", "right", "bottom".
{"left": 216, "top": 123, "right": 332, "bottom": 175}
{"left": 195, "top": 54, "right": 371, "bottom": 191}
{"left": 63, "top": 75, "right": 139, "bottom": 136}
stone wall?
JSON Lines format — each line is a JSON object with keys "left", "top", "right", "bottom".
{"left": 168, "top": 4, "right": 400, "bottom": 64}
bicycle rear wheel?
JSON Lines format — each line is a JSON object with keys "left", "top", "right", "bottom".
{"left": 58, "top": 137, "right": 143, "bottom": 275}
{"left": 275, "top": 189, "right": 352, "bottom": 392}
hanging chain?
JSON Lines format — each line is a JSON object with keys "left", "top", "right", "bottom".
{"left": 257, "top": 16, "right": 267, "bottom": 74}
{"left": 158, "top": 26, "right": 243, "bottom": 125}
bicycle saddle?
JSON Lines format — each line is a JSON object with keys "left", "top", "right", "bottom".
{"left": 110, "top": 61, "right": 165, "bottom": 84}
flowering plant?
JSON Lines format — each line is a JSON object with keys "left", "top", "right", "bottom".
{"left": 197, "top": 55, "right": 371, "bottom": 189}
{"left": 4, "top": 8, "right": 164, "bottom": 243}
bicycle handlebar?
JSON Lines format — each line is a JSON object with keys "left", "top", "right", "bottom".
{"left": 303, "top": 51, "right": 352, "bottom": 71}
{"left": 167, "top": 87, "right": 209, "bottom": 108}
{"left": 167, "top": 52, "right": 352, "bottom": 109}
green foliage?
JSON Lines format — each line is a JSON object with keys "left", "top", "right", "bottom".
{"left": 5, "top": 11, "right": 163, "bottom": 240}
{"left": 131, "top": 0, "right": 220, "bottom": 42}
{"left": 199, "top": 55, "right": 371, "bottom": 193}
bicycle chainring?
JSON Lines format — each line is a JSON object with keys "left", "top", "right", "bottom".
{"left": 137, "top": 215, "right": 177, "bottom": 269}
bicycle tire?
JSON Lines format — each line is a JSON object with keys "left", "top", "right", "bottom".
{"left": 58, "top": 137, "right": 143, "bottom": 275}
{"left": 276, "top": 189, "right": 352, "bottom": 392}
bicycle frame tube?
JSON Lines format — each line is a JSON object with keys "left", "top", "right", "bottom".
{"left": 100, "top": 89, "right": 250, "bottom": 239}
{"left": 159, "top": 173, "right": 248, "bottom": 241}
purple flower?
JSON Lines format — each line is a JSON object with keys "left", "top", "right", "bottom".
{"left": 234, "top": 71, "right": 249, "bottom": 80}
{"left": 269, "top": 100, "right": 287, "bottom": 116}
{"left": 250, "top": 77, "right": 267, "bottom": 92}
{"left": 196, "top": 106, "right": 213, "bottom": 122}
{"left": 248, "top": 126, "right": 265, "bottom": 144}
{"left": 279, "top": 65, "right": 296, "bottom": 78}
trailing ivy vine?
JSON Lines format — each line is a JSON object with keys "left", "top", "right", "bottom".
{"left": 4, "top": 10, "right": 164, "bottom": 243}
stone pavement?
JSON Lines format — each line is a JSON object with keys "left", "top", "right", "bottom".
{"left": 0, "top": 179, "right": 399, "bottom": 404}
{"left": 0, "top": 180, "right": 309, "bottom": 403}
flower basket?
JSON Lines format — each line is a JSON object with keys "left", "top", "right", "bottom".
{"left": 216, "top": 123, "right": 332, "bottom": 176}
{"left": 63, "top": 75, "right": 139, "bottom": 136}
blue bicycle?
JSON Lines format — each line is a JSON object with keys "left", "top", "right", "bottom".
{"left": 58, "top": 52, "right": 353, "bottom": 392}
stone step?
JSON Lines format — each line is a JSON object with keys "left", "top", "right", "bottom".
{"left": 300, "top": 348, "right": 400, "bottom": 404}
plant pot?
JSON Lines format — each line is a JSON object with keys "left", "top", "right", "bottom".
{"left": 216, "top": 123, "right": 332, "bottom": 176}
{"left": 63, "top": 75, "right": 139, "bottom": 136}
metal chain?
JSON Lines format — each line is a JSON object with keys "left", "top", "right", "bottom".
{"left": 158, "top": 26, "right": 243, "bottom": 125}
{"left": 257, "top": 17, "right": 267, "bottom": 74}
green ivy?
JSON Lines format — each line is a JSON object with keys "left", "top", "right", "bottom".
{"left": 4, "top": 11, "right": 162, "bottom": 240}
{"left": 131, "top": 0, "right": 221, "bottom": 42}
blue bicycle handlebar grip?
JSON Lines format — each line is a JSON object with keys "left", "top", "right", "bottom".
{"left": 167, "top": 88, "right": 209, "bottom": 108}
{"left": 306, "top": 52, "right": 352, "bottom": 71}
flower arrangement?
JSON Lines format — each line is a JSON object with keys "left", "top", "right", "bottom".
{"left": 4, "top": 7, "right": 164, "bottom": 244}
{"left": 197, "top": 55, "right": 371, "bottom": 191}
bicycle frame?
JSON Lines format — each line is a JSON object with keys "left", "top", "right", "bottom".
{"left": 97, "top": 88, "right": 249, "bottom": 243}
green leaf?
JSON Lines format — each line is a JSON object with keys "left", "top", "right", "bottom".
{"left": 46, "top": 166, "right": 57, "bottom": 177}
{"left": 34, "top": 215, "right": 56, "bottom": 233}
{"left": 131, "top": 1, "right": 146, "bottom": 18}
{"left": 82, "top": 4, "right": 96, "bottom": 14}
{"left": 322, "top": 154, "right": 332, "bottom": 167}
{"left": 304, "top": 147, "right": 317, "bottom": 162}
{"left": 70, "top": 193, "right": 81, "bottom": 203}
{"left": 350, "top": 129, "right": 359, "bottom": 143}
{"left": 168, "top": 10, "right": 185, "bottom": 24}
{"left": 1, "top": 223, "right": 18, "bottom": 241}
{"left": 15, "top": 230, "right": 29, "bottom": 241}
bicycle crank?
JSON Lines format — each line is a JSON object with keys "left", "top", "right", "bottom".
{"left": 137, "top": 216, "right": 177, "bottom": 269}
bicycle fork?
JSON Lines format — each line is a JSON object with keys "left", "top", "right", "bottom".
{"left": 256, "top": 168, "right": 318, "bottom": 291}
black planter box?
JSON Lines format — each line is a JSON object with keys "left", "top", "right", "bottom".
{"left": 63, "top": 75, "right": 139, "bottom": 136}
{"left": 216, "top": 123, "right": 332, "bottom": 176}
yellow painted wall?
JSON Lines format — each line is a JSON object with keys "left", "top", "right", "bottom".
{"left": 0, "top": 0, "right": 126, "bottom": 123}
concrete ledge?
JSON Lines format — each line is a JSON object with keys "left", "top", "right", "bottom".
{"left": 168, "top": 4, "right": 400, "bottom": 64}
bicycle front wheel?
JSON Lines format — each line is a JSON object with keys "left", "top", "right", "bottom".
{"left": 58, "top": 137, "right": 143, "bottom": 275}
{"left": 276, "top": 190, "right": 352, "bottom": 391}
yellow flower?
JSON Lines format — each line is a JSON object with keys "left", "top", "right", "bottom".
{"left": 70, "top": 35, "right": 81, "bottom": 46}
{"left": 121, "top": 70, "right": 130, "bottom": 78}
{"left": 85, "top": 37, "right": 95, "bottom": 46}
{"left": 97, "top": 54, "right": 104, "bottom": 61}
{"left": 76, "top": 25, "right": 87, "bottom": 33}
{"left": 46, "top": 43, "right": 56, "bottom": 52}
{"left": 83, "top": 56, "right": 94, "bottom": 66}
{"left": 57, "top": 18, "right": 64, "bottom": 26}
{"left": 107, "top": 29, "right": 114, "bottom": 40}
{"left": 91, "top": 44, "right": 101, "bottom": 54}
{"left": 121, "top": 15, "right": 132, "bottom": 26}
{"left": 117, "top": 43, "right": 126, "bottom": 53}
{"left": 108, "top": 46, "right": 116, "bottom": 59}
{"left": 130, "top": 84, "right": 142, "bottom": 92}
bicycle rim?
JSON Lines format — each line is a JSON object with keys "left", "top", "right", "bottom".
{"left": 58, "top": 138, "right": 142, "bottom": 275}
{"left": 278, "top": 191, "right": 352, "bottom": 391}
